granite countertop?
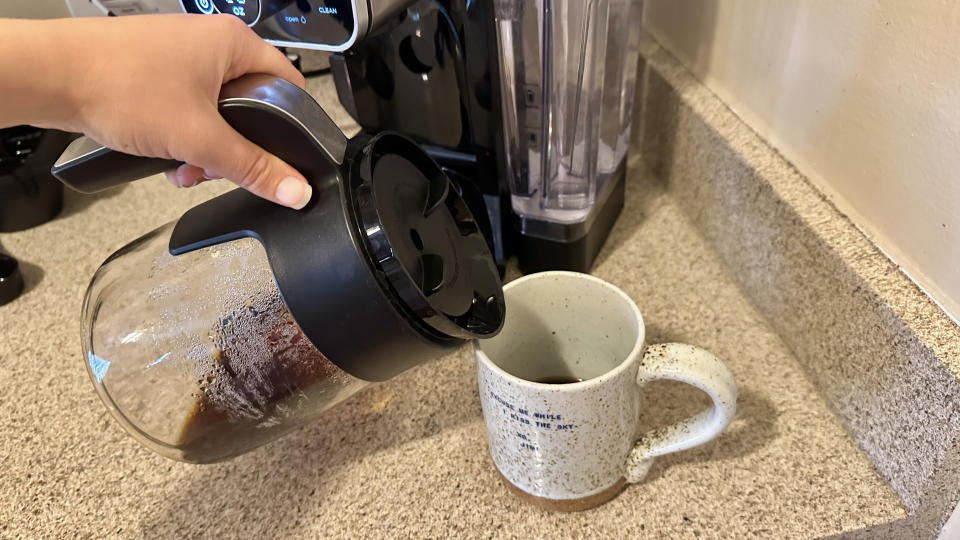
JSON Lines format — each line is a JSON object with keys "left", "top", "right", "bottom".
{"left": 0, "top": 76, "right": 905, "bottom": 538}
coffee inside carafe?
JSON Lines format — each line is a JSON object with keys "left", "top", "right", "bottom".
{"left": 176, "top": 303, "right": 359, "bottom": 462}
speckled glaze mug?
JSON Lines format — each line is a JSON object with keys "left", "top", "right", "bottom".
{"left": 476, "top": 272, "right": 737, "bottom": 511}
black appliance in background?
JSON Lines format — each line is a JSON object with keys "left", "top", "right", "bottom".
{"left": 0, "top": 127, "right": 77, "bottom": 305}
{"left": 0, "top": 127, "right": 75, "bottom": 232}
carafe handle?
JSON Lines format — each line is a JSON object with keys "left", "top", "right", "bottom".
{"left": 51, "top": 74, "right": 347, "bottom": 194}
{"left": 51, "top": 137, "right": 179, "bottom": 193}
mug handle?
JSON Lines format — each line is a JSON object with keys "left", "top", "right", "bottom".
{"left": 625, "top": 343, "right": 738, "bottom": 483}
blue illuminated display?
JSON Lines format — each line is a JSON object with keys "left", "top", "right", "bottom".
{"left": 179, "top": 0, "right": 359, "bottom": 51}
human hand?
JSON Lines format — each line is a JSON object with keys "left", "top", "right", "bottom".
{"left": 56, "top": 15, "right": 311, "bottom": 208}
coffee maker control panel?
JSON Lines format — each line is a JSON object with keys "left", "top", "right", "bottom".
{"left": 180, "top": 0, "right": 366, "bottom": 50}
{"left": 68, "top": 0, "right": 410, "bottom": 51}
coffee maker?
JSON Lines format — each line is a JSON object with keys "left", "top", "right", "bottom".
{"left": 331, "top": 0, "right": 642, "bottom": 272}
{"left": 64, "top": 0, "right": 642, "bottom": 272}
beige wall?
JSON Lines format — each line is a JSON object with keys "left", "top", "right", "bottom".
{"left": 643, "top": 1, "right": 960, "bottom": 322}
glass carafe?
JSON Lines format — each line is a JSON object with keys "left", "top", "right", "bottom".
{"left": 84, "top": 223, "right": 368, "bottom": 463}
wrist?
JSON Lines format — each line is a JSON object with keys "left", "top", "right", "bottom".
{"left": 0, "top": 18, "right": 89, "bottom": 131}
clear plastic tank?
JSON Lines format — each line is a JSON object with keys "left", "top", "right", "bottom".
{"left": 494, "top": 0, "right": 642, "bottom": 231}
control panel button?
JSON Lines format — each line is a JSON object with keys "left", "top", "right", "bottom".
{"left": 194, "top": 0, "right": 215, "bottom": 14}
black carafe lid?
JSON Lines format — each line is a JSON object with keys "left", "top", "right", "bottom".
{"left": 51, "top": 75, "right": 505, "bottom": 381}
{"left": 351, "top": 133, "right": 502, "bottom": 340}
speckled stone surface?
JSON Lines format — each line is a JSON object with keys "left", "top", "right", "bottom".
{"left": 0, "top": 66, "right": 905, "bottom": 538}
{"left": 635, "top": 36, "right": 960, "bottom": 538}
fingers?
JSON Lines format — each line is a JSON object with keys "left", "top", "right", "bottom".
{"left": 165, "top": 163, "right": 207, "bottom": 188}
{"left": 159, "top": 16, "right": 309, "bottom": 207}
{"left": 179, "top": 113, "right": 312, "bottom": 209}
{"left": 222, "top": 16, "right": 306, "bottom": 89}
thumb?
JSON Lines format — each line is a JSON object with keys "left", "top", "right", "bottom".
{"left": 182, "top": 115, "right": 312, "bottom": 209}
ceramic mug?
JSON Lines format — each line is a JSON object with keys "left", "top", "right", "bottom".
{"left": 475, "top": 271, "right": 737, "bottom": 511}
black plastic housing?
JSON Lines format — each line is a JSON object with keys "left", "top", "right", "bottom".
{"left": 331, "top": 0, "right": 623, "bottom": 273}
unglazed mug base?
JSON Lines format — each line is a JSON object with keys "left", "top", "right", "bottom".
{"left": 495, "top": 466, "right": 627, "bottom": 512}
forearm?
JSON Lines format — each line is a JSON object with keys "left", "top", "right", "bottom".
{"left": 0, "top": 18, "right": 85, "bottom": 130}
{"left": 0, "top": 14, "right": 311, "bottom": 208}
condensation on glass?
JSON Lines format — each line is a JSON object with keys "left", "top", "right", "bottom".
{"left": 82, "top": 223, "right": 368, "bottom": 463}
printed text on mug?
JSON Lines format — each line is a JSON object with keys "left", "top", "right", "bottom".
{"left": 489, "top": 390, "right": 576, "bottom": 452}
